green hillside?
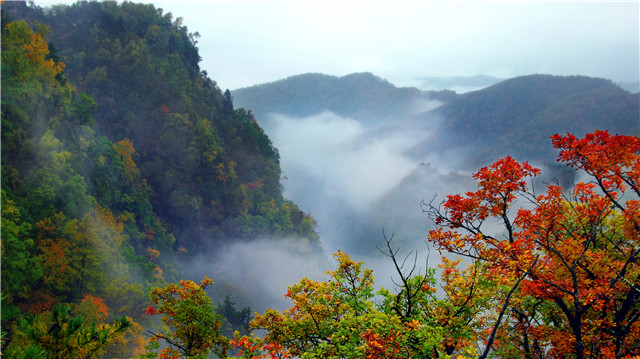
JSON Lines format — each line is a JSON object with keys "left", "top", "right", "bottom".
{"left": 1, "top": 2, "right": 320, "bottom": 354}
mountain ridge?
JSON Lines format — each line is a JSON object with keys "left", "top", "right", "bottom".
{"left": 235, "top": 71, "right": 638, "bottom": 168}
{"left": 233, "top": 72, "right": 457, "bottom": 125}
{"left": 412, "top": 74, "right": 639, "bottom": 167}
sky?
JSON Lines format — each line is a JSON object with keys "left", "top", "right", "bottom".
{"left": 144, "top": 1, "right": 639, "bottom": 90}
{"left": 36, "top": 1, "right": 639, "bottom": 90}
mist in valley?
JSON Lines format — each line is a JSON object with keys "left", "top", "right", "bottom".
{"left": 177, "top": 71, "right": 637, "bottom": 320}
{"left": 250, "top": 98, "right": 480, "bottom": 293}
{"left": 184, "top": 95, "right": 482, "bottom": 313}
{"left": 3, "top": 3, "right": 638, "bottom": 357}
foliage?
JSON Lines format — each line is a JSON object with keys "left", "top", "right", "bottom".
{"left": 2, "top": 2, "right": 319, "bottom": 355}
{"left": 216, "top": 296, "right": 253, "bottom": 337}
{"left": 8, "top": 1, "right": 638, "bottom": 358}
{"left": 141, "top": 277, "right": 230, "bottom": 358}
{"left": 1, "top": 191, "right": 43, "bottom": 309}
{"left": 232, "top": 250, "right": 444, "bottom": 359}
{"left": 425, "top": 130, "right": 640, "bottom": 358}
{"left": 235, "top": 131, "right": 639, "bottom": 359}
{"left": 1, "top": 6, "right": 171, "bottom": 353}
{"left": 6, "top": 0, "right": 319, "bottom": 251}
{"left": 7, "top": 304, "right": 130, "bottom": 359}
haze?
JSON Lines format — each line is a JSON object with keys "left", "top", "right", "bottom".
{"left": 148, "top": 1, "right": 637, "bottom": 90}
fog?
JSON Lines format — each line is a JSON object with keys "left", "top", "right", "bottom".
{"left": 269, "top": 112, "right": 424, "bottom": 212}
{"left": 177, "top": 88, "right": 577, "bottom": 317}
{"left": 183, "top": 238, "right": 330, "bottom": 312}
{"left": 230, "top": 97, "right": 483, "bottom": 295}
{"left": 175, "top": 96, "right": 484, "bottom": 313}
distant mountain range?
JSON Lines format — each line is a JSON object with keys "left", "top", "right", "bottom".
{"left": 416, "top": 75, "right": 639, "bottom": 94}
{"left": 410, "top": 74, "right": 639, "bottom": 168}
{"left": 233, "top": 72, "right": 639, "bottom": 256}
{"left": 234, "top": 72, "right": 639, "bottom": 169}
{"left": 233, "top": 72, "right": 457, "bottom": 126}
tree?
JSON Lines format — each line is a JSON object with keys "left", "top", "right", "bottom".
{"left": 215, "top": 296, "right": 252, "bottom": 337}
{"left": 235, "top": 250, "right": 443, "bottom": 359}
{"left": 237, "top": 131, "right": 638, "bottom": 359}
{"left": 8, "top": 304, "right": 130, "bottom": 359}
{"left": 425, "top": 130, "right": 640, "bottom": 358}
{"left": 1, "top": 191, "right": 43, "bottom": 318}
{"left": 141, "top": 277, "right": 229, "bottom": 358}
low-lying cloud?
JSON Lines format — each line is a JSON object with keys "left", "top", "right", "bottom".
{"left": 185, "top": 238, "right": 330, "bottom": 313}
{"left": 269, "top": 111, "right": 425, "bottom": 212}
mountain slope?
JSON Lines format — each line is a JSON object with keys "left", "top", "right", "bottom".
{"left": 6, "top": 1, "right": 322, "bottom": 251}
{"left": 411, "top": 74, "right": 639, "bottom": 167}
{"left": 1, "top": 2, "right": 324, "bottom": 344}
{"left": 233, "top": 72, "right": 457, "bottom": 125}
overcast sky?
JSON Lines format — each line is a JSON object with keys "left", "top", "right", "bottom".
{"left": 41, "top": 1, "right": 639, "bottom": 90}
{"left": 144, "top": 1, "right": 638, "bottom": 91}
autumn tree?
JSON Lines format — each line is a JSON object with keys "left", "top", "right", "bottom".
{"left": 234, "top": 250, "right": 444, "bottom": 359}
{"left": 425, "top": 130, "right": 640, "bottom": 358}
{"left": 236, "top": 131, "right": 638, "bottom": 359}
{"left": 141, "top": 277, "right": 230, "bottom": 359}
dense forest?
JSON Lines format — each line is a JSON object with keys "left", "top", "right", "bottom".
{"left": 2, "top": 1, "right": 639, "bottom": 358}
{"left": 1, "top": 1, "right": 321, "bottom": 356}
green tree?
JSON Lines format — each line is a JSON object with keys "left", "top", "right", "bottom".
{"left": 235, "top": 250, "right": 442, "bottom": 359}
{"left": 0, "top": 191, "right": 43, "bottom": 320}
{"left": 141, "top": 277, "right": 230, "bottom": 358}
{"left": 8, "top": 304, "right": 130, "bottom": 359}
{"left": 215, "top": 296, "right": 252, "bottom": 337}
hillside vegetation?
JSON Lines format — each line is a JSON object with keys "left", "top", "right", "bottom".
{"left": 1, "top": 2, "right": 320, "bottom": 355}
{"left": 2, "top": 2, "right": 639, "bottom": 358}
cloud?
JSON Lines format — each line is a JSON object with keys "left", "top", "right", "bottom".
{"left": 269, "top": 111, "right": 424, "bottom": 212}
{"left": 184, "top": 238, "right": 330, "bottom": 313}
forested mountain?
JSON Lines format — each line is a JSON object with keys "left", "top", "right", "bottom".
{"left": 236, "top": 72, "right": 638, "bottom": 170}
{"left": 1, "top": 2, "right": 321, "bottom": 355}
{"left": 233, "top": 71, "right": 639, "bottom": 260}
{"left": 233, "top": 72, "right": 458, "bottom": 125}
{"left": 411, "top": 74, "right": 640, "bottom": 168}
{"left": 5, "top": 1, "right": 320, "bottom": 249}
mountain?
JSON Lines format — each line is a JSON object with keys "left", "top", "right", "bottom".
{"left": 232, "top": 72, "right": 639, "bottom": 260}
{"left": 233, "top": 72, "right": 639, "bottom": 170}
{"left": 410, "top": 74, "right": 640, "bottom": 168}
{"left": 1, "top": 1, "right": 324, "bottom": 349}
{"left": 233, "top": 72, "right": 458, "bottom": 125}
{"left": 5, "top": 1, "right": 322, "bottom": 249}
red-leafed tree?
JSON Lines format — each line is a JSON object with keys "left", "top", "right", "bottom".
{"left": 426, "top": 130, "right": 640, "bottom": 358}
